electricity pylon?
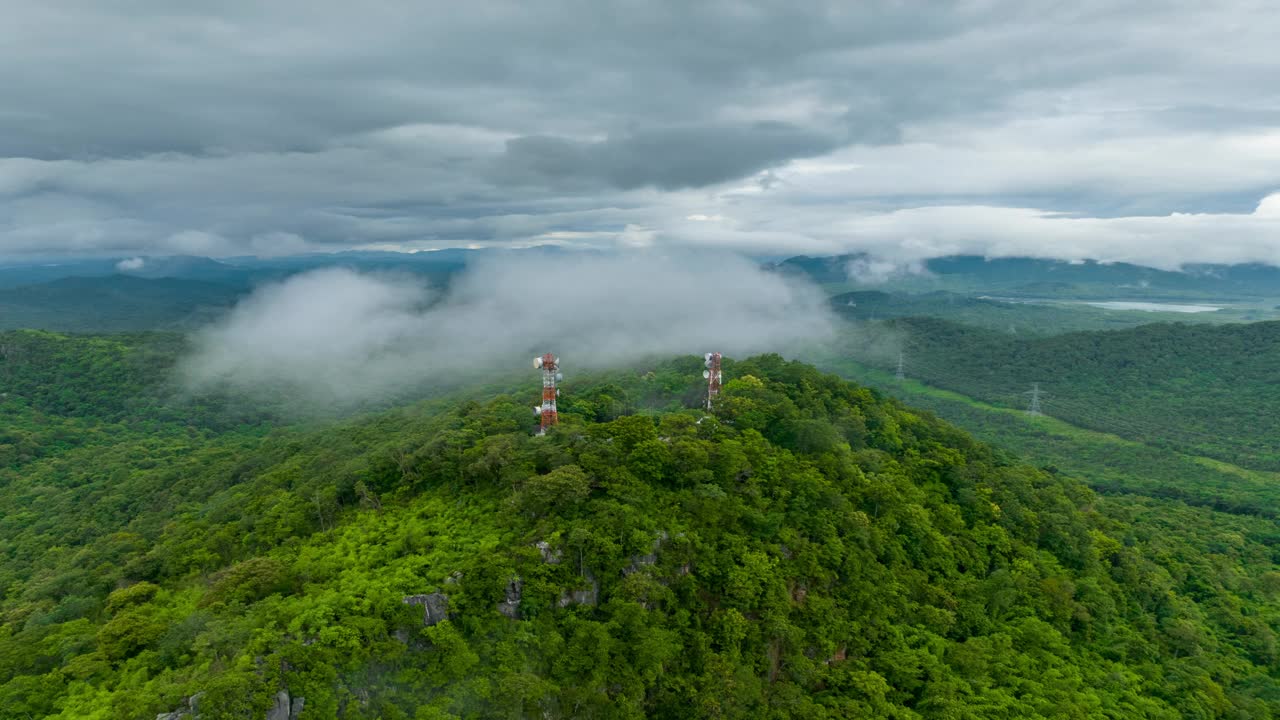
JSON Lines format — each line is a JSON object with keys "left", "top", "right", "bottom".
{"left": 1024, "top": 382, "right": 1046, "bottom": 416}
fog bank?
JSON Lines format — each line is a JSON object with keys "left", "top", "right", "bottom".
{"left": 179, "top": 252, "right": 835, "bottom": 408}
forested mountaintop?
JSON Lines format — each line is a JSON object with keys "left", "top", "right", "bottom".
{"left": 0, "top": 336, "right": 1276, "bottom": 718}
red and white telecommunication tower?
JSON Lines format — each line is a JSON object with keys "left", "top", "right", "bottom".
{"left": 703, "top": 352, "right": 722, "bottom": 411}
{"left": 533, "top": 353, "right": 561, "bottom": 434}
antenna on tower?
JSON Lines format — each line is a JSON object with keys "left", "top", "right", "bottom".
{"left": 895, "top": 352, "right": 905, "bottom": 381}
{"left": 1024, "top": 382, "right": 1046, "bottom": 416}
{"left": 703, "top": 352, "right": 722, "bottom": 411}
{"left": 533, "top": 353, "right": 561, "bottom": 434}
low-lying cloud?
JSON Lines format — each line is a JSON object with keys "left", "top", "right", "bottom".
{"left": 845, "top": 257, "right": 930, "bottom": 285}
{"left": 179, "top": 252, "right": 835, "bottom": 408}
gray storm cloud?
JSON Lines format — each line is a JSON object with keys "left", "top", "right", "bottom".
{"left": 4, "top": 2, "right": 1280, "bottom": 265}
{"left": 179, "top": 252, "right": 835, "bottom": 407}
{"left": 495, "top": 123, "right": 839, "bottom": 190}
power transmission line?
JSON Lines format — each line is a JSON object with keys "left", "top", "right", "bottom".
{"left": 835, "top": 350, "right": 1240, "bottom": 450}
{"left": 877, "top": 355, "right": 1170, "bottom": 433}
{"left": 879, "top": 355, "right": 1225, "bottom": 445}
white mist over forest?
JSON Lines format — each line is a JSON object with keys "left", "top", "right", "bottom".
{"left": 179, "top": 251, "right": 835, "bottom": 407}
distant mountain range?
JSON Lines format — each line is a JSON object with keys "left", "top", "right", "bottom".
{"left": 774, "top": 254, "right": 1280, "bottom": 299}
{"left": 0, "top": 248, "right": 575, "bottom": 332}
{"left": 3, "top": 249, "right": 1280, "bottom": 333}
{"left": 4, "top": 249, "right": 1280, "bottom": 296}
{"left": 0, "top": 247, "right": 582, "bottom": 290}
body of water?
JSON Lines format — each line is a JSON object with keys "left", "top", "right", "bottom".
{"left": 979, "top": 296, "right": 1225, "bottom": 313}
{"left": 1079, "top": 301, "right": 1221, "bottom": 313}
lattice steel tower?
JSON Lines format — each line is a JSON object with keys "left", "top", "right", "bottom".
{"left": 1025, "top": 382, "right": 1044, "bottom": 416}
{"left": 704, "top": 352, "right": 723, "bottom": 411}
{"left": 533, "top": 353, "right": 561, "bottom": 434}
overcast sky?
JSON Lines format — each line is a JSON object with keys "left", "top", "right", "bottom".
{"left": 2, "top": 1, "right": 1278, "bottom": 267}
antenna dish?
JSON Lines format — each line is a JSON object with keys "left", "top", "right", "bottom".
{"left": 555, "top": 372, "right": 563, "bottom": 381}
{"left": 533, "top": 406, "right": 542, "bottom": 415}
{"left": 534, "top": 357, "right": 543, "bottom": 368}
{"left": 704, "top": 352, "right": 713, "bottom": 361}
{"left": 703, "top": 370, "right": 710, "bottom": 379}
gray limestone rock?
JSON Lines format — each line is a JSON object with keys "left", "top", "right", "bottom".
{"left": 497, "top": 577, "right": 523, "bottom": 619}
{"left": 558, "top": 571, "right": 600, "bottom": 608}
{"left": 156, "top": 692, "right": 204, "bottom": 720}
{"left": 623, "top": 531, "right": 669, "bottom": 575}
{"left": 403, "top": 592, "right": 449, "bottom": 626}
{"left": 623, "top": 552, "right": 657, "bottom": 575}
{"left": 535, "top": 540, "right": 562, "bottom": 564}
{"left": 266, "top": 690, "right": 291, "bottom": 720}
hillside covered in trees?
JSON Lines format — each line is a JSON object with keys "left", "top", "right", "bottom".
{"left": 0, "top": 334, "right": 1277, "bottom": 718}
{"left": 826, "top": 290, "right": 1274, "bottom": 336}
{"left": 841, "top": 318, "right": 1280, "bottom": 472}
{"left": 777, "top": 254, "right": 1280, "bottom": 300}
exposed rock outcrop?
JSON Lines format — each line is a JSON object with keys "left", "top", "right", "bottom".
{"left": 559, "top": 570, "right": 599, "bottom": 608}
{"left": 266, "top": 690, "right": 291, "bottom": 720}
{"left": 403, "top": 592, "right": 449, "bottom": 626}
{"left": 156, "top": 692, "right": 204, "bottom": 720}
{"left": 623, "top": 531, "right": 669, "bottom": 575}
{"left": 623, "top": 553, "right": 657, "bottom": 575}
{"left": 259, "top": 689, "right": 307, "bottom": 720}
{"left": 535, "top": 540, "right": 562, "bottom": 564}
{"left": 497, "top": 577, "right": 523, "bottom": 619}
{"left": 791, "top": 584, "right": 808, "bottom": 603}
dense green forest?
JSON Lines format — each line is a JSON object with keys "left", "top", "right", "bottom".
{"left": 827, "top": 318, "right": 1280, "bottom": 472}
{"left": 0, "top": 276, "right": 243, "bottom": 333}
{"left": 0, "top": 333, "right": 1276, "bottom": 718}
{"left": 779, "top": 254, "right": 1280, "bottom": 301}
{"left": 813, "top": 354, "right": 1280, "bottom": 519}
{"left": 827, "top": 291, "right": 1271, "bottom": 336}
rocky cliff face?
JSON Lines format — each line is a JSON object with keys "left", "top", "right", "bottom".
{"left": 264, "top": 690, "right": 305, "bottom": 720}
{"left": 156, "top": 689, "right": 304, "bottom": 720}
{"left": 497, "top": 577, "right": 523, "bottom": 619}
{"left": 402, "top": 592, "right": 449, "bottom": 626}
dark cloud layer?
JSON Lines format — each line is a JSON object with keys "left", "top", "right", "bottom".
{"left": 1, "top": 1, "right": 1278, "bottom": 263}
{"left": 498, "top": 123, "right": 838, "bottom": 190}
